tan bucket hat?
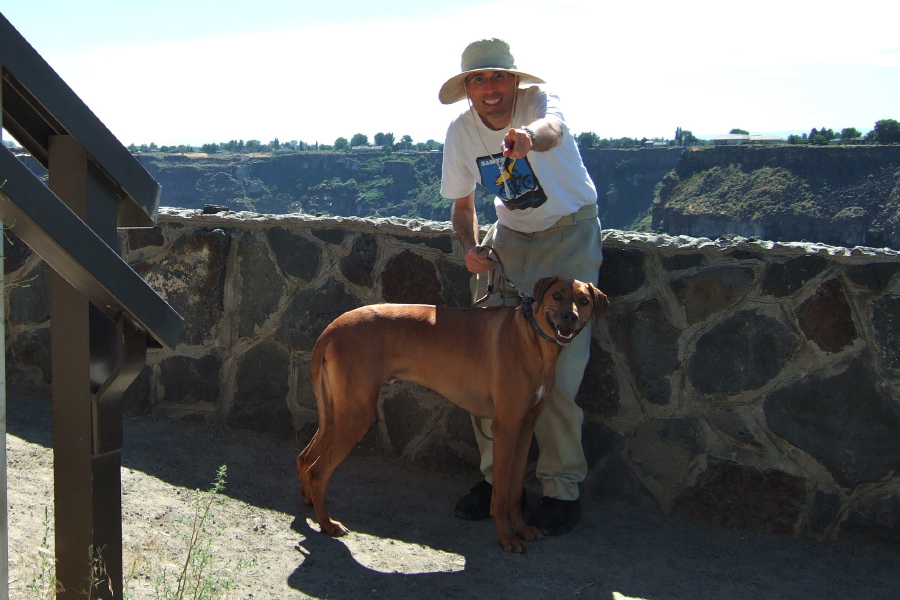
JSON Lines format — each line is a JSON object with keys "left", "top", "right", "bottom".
{"left": 438, "top": 38, "right": 545, "bottom": 105}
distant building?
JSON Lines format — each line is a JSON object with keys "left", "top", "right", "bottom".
{"left": 712, "top": 134, "right": 784, "bottom": 146}
{"left": 351, "top": 145, "right": 384, "bottom": 152}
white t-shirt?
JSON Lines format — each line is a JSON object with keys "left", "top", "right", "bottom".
{"left": 441, "top": 86, "right": 597, "bottom": 233}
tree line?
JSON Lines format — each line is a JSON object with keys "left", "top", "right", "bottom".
{"left": 574, "top": 119, "right": 900, "bottom": 150}
{"left": 12, "top": 117, "right": 898, "bottom": 156}
{"left": 785, "top": 120, "right": 900, "bottom": 145}
{"left": 125, "top": 133, "right": 444, "bottom": 156}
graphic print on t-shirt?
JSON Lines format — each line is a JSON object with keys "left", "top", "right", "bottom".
{"left": 477, "top": 153, "right": 547, "bottom": 211}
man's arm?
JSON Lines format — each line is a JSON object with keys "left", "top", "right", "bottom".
{"left": 451, "top": 192, "right": 492, "bottom": 274}
{"left": 503, "top": 116, "right": 563, "bottom": 159}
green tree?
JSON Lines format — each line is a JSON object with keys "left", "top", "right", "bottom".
{"left": 576, "top": 131, "right": 601, "bottom": 150}
{"left": 350, "top": 133, "right": 369, "bottom": 147}
{"left": 334, "top": 137, "right": 349, "bottom": 151}
{"left": 729, "top": 128, "right": 749, "bottom": 135}
{"left": 400, "top": 135, "right": 413, "bottom": 150}
{"left": 246, "top": 140, "right": 262, "bottom": 153}
{"left": 677, "top": 129, "right": 699, "bottom": 146}
{"left": 200, "top": 143, "right": 219, "bottom": 154}
{"left": 872, "top": 119, "right": 900, "bottom": 144}
{"left": 840, "top": 127, "right": 862, "bottom": 141}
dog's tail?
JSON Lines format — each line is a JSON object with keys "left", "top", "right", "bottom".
{"left": 310, "top": 332, "right": 333, "bottom": 436}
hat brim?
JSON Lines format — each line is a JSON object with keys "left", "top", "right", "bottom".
{"left": 438, "top": 68, "right": 546, "bottom": 105}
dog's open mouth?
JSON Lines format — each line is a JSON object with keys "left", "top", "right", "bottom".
{"left": 547, "top": 314, "right": 579, "bottom": 344}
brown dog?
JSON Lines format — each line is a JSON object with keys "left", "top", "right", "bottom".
{"left": 297, "top": 276, "right": 608, "bottom": 552}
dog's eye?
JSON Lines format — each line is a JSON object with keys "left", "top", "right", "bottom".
{"left": 553, "top": 292, "right": 563, "bottom": 300}
{"left": 579, "top": 297, "right": 590, "bottom": 306}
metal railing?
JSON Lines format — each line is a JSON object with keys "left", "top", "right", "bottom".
{"left": 1, "top": 11, "right": 183, "bottom": 599}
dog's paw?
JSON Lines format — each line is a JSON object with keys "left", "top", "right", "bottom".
{"left": 516, "top": 524, "right": 543, "bottom": 542}
{"left": 498, "top": 535, "right": 527, "bottom": 553}
{"left": 321, "top": 519, "right": 350, "bottom": 537}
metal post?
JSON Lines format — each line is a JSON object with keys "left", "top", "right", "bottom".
{"left": 48, "top": 135, "right": 123, "bottom": 600}
{"left": 1, "top": 83, "right": 10, "bottom": 600}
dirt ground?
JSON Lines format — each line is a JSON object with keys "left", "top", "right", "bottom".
{"left": 6, "top": 394, "right": 899, "bottom": 600}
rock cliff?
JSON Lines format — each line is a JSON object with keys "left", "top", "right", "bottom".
{"left": 652, "top": 145, "right": 900, "bottom": 248}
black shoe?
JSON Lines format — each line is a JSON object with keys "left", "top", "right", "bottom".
{"left": 454, "top": 480, "right": 493, "bottom": 521}
{"left": 453, "top": 480, "right": 528, "bottom": 521}
{"left": 527, "top": 497, "right": 581, "bottom": 536}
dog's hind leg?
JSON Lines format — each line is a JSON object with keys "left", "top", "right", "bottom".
{"left": 297, "top": 431, "right": 320, "bottom": 506}
{"left": 301, "top": 375, "right": 381, "bottom": 536}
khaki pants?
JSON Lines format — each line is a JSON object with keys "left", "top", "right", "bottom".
{"left": 472, "top": 205, "right": 602, "bottom": 500}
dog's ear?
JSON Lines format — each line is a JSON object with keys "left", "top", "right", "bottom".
{"left": 532, "top": 276, "right": 560, "bottom": 306}
{"left": 588, "top": 283, "right": 610, "bottom": 322}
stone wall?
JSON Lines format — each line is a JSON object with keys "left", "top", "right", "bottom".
{"left": 5, "top": 209, "right": 900, "bottom": 546}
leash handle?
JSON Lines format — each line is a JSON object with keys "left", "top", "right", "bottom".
{"left": 473, "top": 245, "right": 531, "bottom": 307}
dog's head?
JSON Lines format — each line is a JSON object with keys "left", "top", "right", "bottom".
{"left": 532, "top": 276, "right": 609, "bottom": 345}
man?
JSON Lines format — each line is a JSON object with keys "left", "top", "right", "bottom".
{"left": 439, "top": 38, "right": 602, "bottom": 536}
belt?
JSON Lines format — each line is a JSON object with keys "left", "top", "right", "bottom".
{"left": 546, "top": 204, "right": 598, "bottom": 230}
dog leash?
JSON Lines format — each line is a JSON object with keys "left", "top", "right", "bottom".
{"left": 473, "top": 247, "right": 565, "bottom": 346}
{"left": 473, "top": 245, "right": 530, "bottom": 306}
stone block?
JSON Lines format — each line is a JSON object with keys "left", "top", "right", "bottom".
{"left": 845, "top": 262, "right": 900, "bottom": 292}
{"left": 435, "top": 257, "right": 473, "bottom": 308}
{"left": 660, "top": 253, "right": 704, "bottom": 271}
{"left": 582, "top": 421, "right": 621, "bottom": 470}
{"left": 3, "top": 228, "right": 33, "bottom": 274}
{"left": 293, "top": 354, "right": 316, "bottom": 411}
{"left": 611, "top": 299, "right": 680, "bottom": 405}
{"left": 275, "top": 280, "right": 362, "bottom": 351}
{"left": 236, "top": 238, "right": 285, "bottom": 338}
{"left": 311, "top": 228, "right": 347, "bottom": 245}
{"left": 8, "top": 265, "right": 50, "bottom": 325}
{"left": 340, "top": 233, "right": 378, "bottom": 287}
{"left": 576, "top": 339, "right": 621, "bottom": 416}
{"left": 6, "top": 327, "right": 51, "bottom": 395}
{"left": 672, "top": 459, "right": 805, "bottom": 535}
{"left": 671, "top": 266, "right": 755, "bottom": 324}
{"left": 122, "top": 366, "right": 154, "bottom": 416}
{"left": 708, "top": 408, "right": 762, "bottom": 449}
{"left": 796, "top": 279, "right": 857, "bottom": 353}
{"left": 393, "top": 234, "right": 454, "bottom": 254}
{"left": 127, "top": 226, "right": 165, "bottom": 250}
{"left": 135, "top": 228, "right": 231, "bottom": 345}
{"left": 871, "top": 295, "right": 900, "bottom": 370}
{"left": 803, "top": 488, "right": 843, "bottom": 540}
{"left": 159, "top": 355, "right": 222, "bottom": 405}
{"left": 381, "top": 250, "right": 442, "bottom": 304}
{"left": 587, "top": 454, "right": 663, "bottom": 516}
{"left": 764, "top": 358, "right": 900, "bottom": 488}
{"left": 688, "top": 311, "right": 800, "bottom": 396}
{"left": 760, "top": 255, "right": 828, "bottom": 297}
{"left": 627, "top": 417, "right": 705, "bottom": 500}
{"left": 841, "top": 483, "right": 900, "bottom": 545}
{"left": 229, "top": 340, "right": 293, "bottom": 437}
{"left": 267, "top": 227, "right": 321, "bottom": 281}
{"left": 382, "top": 383, "right": 440, "bottom": 457}
{"left": 599, "top": 247, "right": 645, "bottom": 297}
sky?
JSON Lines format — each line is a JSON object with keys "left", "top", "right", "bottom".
{"left": 2, "top": 0, "right": 898, "bottom": 148}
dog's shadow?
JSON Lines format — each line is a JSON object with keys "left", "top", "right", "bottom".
{"left": 287, "top": 515, "right": 473, "bottom": 598}
{"left": 284, "top": 456, "right": 506, "bottom": 597}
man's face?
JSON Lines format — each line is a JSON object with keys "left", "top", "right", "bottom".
{"left": 465, "top": 70, "right": 518, "bottom": 130}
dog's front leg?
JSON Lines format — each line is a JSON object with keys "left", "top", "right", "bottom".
{"left": 509, "top": 414, "right": 542, "bottom": 544}
{"left": 490, "top": 419, "right": 527, "bottom": 553}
